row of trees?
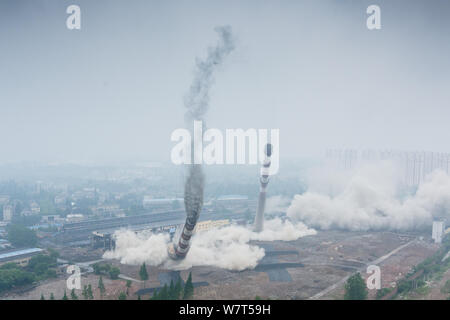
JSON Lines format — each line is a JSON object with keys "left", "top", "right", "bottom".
{"left": 150, "top": 272, "right": 194, "bottom": 300}
{"left": 6, "top": 224, "right": 38, "bottom": 247}
{"left": 42, "top": 276, "right": 106, "bottom": 300}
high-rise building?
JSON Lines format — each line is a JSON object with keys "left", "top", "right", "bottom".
{"left": 2, "top": 205, "right": 14, "bottom": 221}
{"left": 432, "top": 220, "right": 446, "bottom": 244}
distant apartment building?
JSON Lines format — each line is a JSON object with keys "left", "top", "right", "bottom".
{"left": 0, "top": 195, "right": 10, "bottom": 206}
{"left": 432, "top": 220, "right": 446, "bottom": 244}
{"left": 30, "top": 202, "right": 40, "bottom": 215}
{"left": 2, "top": 205, "right": 14, "bottom": 221}
{"left": 54, "top": 194, "right": 67, "bottom": 206}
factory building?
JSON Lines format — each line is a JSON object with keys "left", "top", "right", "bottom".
{"left": 0, "top": 248, "right": 44, "bottom": 267}
{"left": 195, "top": 219, "right": 229, "bottom": 232}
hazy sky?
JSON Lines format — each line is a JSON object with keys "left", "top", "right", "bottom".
{"left": 1, "top": 0, "right": 449, "bottom": 163}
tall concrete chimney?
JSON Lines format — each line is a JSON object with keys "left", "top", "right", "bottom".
{"left": 254, "top": 143, "right": 272, "bottom": 232}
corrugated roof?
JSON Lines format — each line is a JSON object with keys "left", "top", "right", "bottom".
{"left": 0, "top": 248, "right": 43, "bottom": 261}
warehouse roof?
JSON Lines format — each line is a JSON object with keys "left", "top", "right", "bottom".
{"left": 0, "top": 248, "right": 44, "bottom": 263}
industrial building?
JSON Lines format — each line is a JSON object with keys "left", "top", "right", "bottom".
{"left": 195, "top": 219, "right": 229, "bottom": 232}
{"left": 0, "top": 248, "right": 44, "bottom": 267}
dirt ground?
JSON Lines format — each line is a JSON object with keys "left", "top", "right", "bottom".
{"left": 3, "top": 230, "right": 441, "bottom": 300}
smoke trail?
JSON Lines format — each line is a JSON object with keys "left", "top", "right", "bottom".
{"left": 287, "top": 162, "right": 450, "bottom": 231}
{"left": 172, "top": 26, "right": 236, "bottom": 259}
{"left": 183, "top": 25, "right": 235, "bottom": 122}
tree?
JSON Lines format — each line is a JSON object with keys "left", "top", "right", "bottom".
{"left": 126, "top": 280, "right": 132, "bottom": 296}
{"left": 109, "top": 266, "right": 120, "bottom": 280}
{"left": 50, "top": 292, "right": 55, "bottom": 300}
{"left": 139, "top": 263, "right": 148, "bottom": 288}
{"left": 7, "top": 224, "right": 38, "bottom": 247}
{"left": 344, "top": 273, "right": 368, "bottom": 300}
{"left": 137, "top": 294, "right": 141, "bottom": 300}
{"left": 159, "top": 284, "right": 169, "bottom": 300}
{"left": 40, "top": 293, "right": 45, "bottom": 300}
{"left": 87, "top": 284, "right": 94, "bottom": 299}
{"left": 98, "top": 276, "right": 106, "bottom": 299}
{"left": 183, "top": 272, "right": 194, "bottom": 299}
{"left": 174, "top": 278, "right": 182, "bottom": 300}
{"left": 169, "top": 280, "right": 175, "bottom": 300}
{"left": 82, "top": 285, "right": 88, "bottom": 299}
{"left": 118, "top": 291, "right": 127, "bottom": 300}
{"left": 150, "top": 289, "right": 159, "bottom": 300}
{"left": 71, "top": 288, "right": 78, "bottom": 300}
{"left": 62, "top": 290, "right": 68, "bottom": 300}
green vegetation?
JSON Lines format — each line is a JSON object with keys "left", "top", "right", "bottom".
{"left": 87, "top": 284, "right": 94, "bottom": 299}
{"left": 376, "top": 287, "right": 394, "bottom": 299}
{"left": 11, "top": 215, "right": 41, "bottom": 227}
{"left": 183, "top": 272, "right": 194, "bottom": 299}
{"left": 0, "top": 252, "right": 58, "bottom": 294}
{"left": 139, "top": 263, "right": 148, "bottom": 287}
{"left": 93, "top": 262, "right": 120, "bottom": 280}
{"left": 344, "top": 273, "right": 368, "bottom": 300}
{"left": 50, "top": 292, "right": 55, "bottom": 300}
{"left": 70, "top": 288, "right": 78, "bottom": 300}
{"left": 118, "top": 291, "right": 127, "bottom": 300}
{"left": 26, "top": 254, "right": 58, "bottom": 280}
{"left": 384, "top": 234, "right": 450, "bottom": 299}
{"left": 82, "top": 285, "right": 88, "bottom": 299}
{"left": 441, "top": 279, "right": 450, "bottom": 294}
{"left": 98, "top": 276, "right": 106, "bottom": 298}
{"left": 109, "top": 267, "right": 120, "bottom": 279}
{"left": 126, "top": 280, "right": 132, "bottom": 295}
{"left": 6, "top": 224, "right": 38, "bottom": 247}
{"left": 150, "top": 272, "right": 194, "bottom": 300}
{"left": 62, "top": 290, "right": 68, "bottom": 300}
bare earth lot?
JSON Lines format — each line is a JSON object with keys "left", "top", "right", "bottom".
{"left": 3, "top": 230, "right": 439, "bottom": 300}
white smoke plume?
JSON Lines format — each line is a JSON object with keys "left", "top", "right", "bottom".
{"left": 265, "top": 195, "right": 291, "bottom": 214}
{"left": 287, "top": 161, "right": 450, "bottom": 231}
{"left": 103, "top": 218, "right": 316, "bottom": 271}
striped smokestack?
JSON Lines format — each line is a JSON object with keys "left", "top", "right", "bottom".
{"left": 253, "top": 143, "right": 272, "bottom": 232}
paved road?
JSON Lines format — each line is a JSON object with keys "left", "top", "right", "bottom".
{"left": 308, "top": 239, "right": 416, "bottom": 300}
{"left": 119, "top": 274, "right": 143, "bottom": 283}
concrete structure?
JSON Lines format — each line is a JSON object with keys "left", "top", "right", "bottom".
{"left": 0, "top": 248, "right": 44, "bottom": 267}
{"left": 254, "top": 143, "right": 273, "bottom": 232}
{"left": 432, "top": 220, "right": 446, "bottom": 244}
